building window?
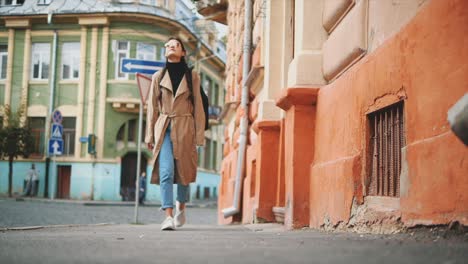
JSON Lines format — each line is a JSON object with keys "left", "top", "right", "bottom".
{"left": 213, "top": 140, "right": 218, "bottom": 171}
{"left": 128, "top": 119, "right": 137, "bottom": 142}
{"left": 204, "top": 138, "right": 212, "bottom": 170}
{"left": 140, "top": 0, "right": 156, "bottom": 5}
{"left": 116, "top": 119, "right": 146, "bottom": 144}
{"left": 204, "top": 77, "right": 212, "bottom": 103}
{"left": 136, "top": 42, "right": 156, "bottom": 61}
{"left": 160, "top": 47, "right": 165, "bottom": 60}
{"left": 117, "top": 124, "right": 125, "bottom": 141}
{"left": 61, "top": 42, "right": 80, "bottom": 80}
{"left": 62, "top": 117, "right": 76, "bottom": 156}
{"left": 368, "top": 101, "right": 405, "bottom": 197}
{"left": 0, "top": 0, "right": 24, "bottom": 6}
{"left": 198, "top": 141, "right": 205, "bottom": 168}
{"left": 28, "top": 117, "right": 45, "bottom": 157}
{"left": 204, "top": 187, "right": 210, "bottom": 199}
{"left": 127, "top": 119, "right": 146, "bottom": 143}
{"left": 114, "top": 41, "right": 129, "bottom": 79}
{"left": 31, "top": 43, "right": 50, "bottom": 80}
{"left": 37, "top": 0, "right": 51, "bottom": 5}
{"left": 195, "top": 185, "right": 200, "bottom": 199}
{"left": 0, "top": 44, "right": 7, "bottom": 80}
{"left": 213, "top": 83, "right": 219, "bottom": 106}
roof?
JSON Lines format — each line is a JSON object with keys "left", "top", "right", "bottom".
{"left": 0, "top": 0, "right": 169, "bottom": 17}
{"left": 0, "top": 0, "right": 225, "bottom": 64}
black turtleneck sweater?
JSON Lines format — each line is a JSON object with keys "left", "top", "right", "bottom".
{"left": 166, "top": 61, "right": 186, "bottom": 95}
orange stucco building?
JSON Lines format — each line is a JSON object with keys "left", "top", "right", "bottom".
{"left": 197, "top": 0, "right": 468, "bottom": 230}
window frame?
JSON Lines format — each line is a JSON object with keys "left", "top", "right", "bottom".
{"left": 28, "top": 117, "right": 46, "bottom": 157}
{"left": 114, "top": 40, "right": 130, "bottom": 80}
{"left": 61, "top": 42, "right": 80, "bottom": 81}
{"left": 30, "top": 43, "right": 51, "bottom": 81}
{"left": 37, "top": 0, "right": 51, "bottom": 5}
{"left": 0, "top": 0, "right": 24, "bottom": 6}
{"left": 136, "top": 42, "right": 156, "bottom": 61}
{"left": 62, "top": 117, "right": 76, "bottom": 156}
{"left": 0, "top": 44, "right": 7, "bottom": 80}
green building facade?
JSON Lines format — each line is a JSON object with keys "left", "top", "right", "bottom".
{"left": 0, "top": 0, "right": 226, "bottom": 201}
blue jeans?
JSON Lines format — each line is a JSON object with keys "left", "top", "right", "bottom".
{"left": 159, "top": 126, "right": 189, "bottom": 210}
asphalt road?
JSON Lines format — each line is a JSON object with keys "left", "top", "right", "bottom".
{"left": 0, "top": 199, "right": 217, "bottom": 228}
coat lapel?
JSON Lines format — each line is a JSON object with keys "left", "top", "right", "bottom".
{"left": 174, "top": 76, "right": 189, "bottom": 100}
{"left": 159, "top": 71, "right": 173, "bottom": 94}
{"left": 159, "top": 71, "right": 189, "bottom": 100}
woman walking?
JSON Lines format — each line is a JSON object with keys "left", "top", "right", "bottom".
{"left": 145, "top": 37, "right": 205, "bottom": 230}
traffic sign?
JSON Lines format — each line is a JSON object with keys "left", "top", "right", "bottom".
{"left": 121, "top": 59, "right": 165, "bottom": 75}
{"left": 136, "top": 73, "right": 152, "bottom": 103}
{"left": 51, "top": 123, "right": 63, "bottom": 139}
{"left": 52, "top": 110, "right": 63, "bottom": 124}
{"left": 49, "top": 139, "right": 63, "bottom": 155}
{"left": 79, "top": 136, "right": 88, "bottom": 143}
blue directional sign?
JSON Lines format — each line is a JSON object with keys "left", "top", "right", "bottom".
{"left": 49, "top": 139, "right": 63, "bottom": 155}
{"left": 121, "top": 59, "right": 165, "bottom": 75}
{"left": 51, "top": 123, "right": 63, "bottom": 139}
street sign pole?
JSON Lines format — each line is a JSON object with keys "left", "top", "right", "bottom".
{"left": 51, "top": 154, "right": 56, "bottom": 200}
{"left": 49, "top": 110, "right": 63, "bottom": 200}
{"left": 134, "top": 101, "right": 143, "bottom": 224}
{"left": 133, "top": 73, "right": 153, "bottom": 224}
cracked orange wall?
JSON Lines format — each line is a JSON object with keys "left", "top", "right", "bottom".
{"left": 311, "top": 0, "right": 468, "bottom": 227}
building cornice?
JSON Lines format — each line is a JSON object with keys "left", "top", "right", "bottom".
{"left": 4, "top": 18, "right": 30, "bottom": 28}
{"left": 78, "top": 16, "right": 110, "bottom": 26}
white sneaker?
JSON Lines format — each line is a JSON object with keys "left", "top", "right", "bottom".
{"left": 175, "top": 210, "right": 186, "bottom": 227}
{"left": 160, "top": 216, "right": 175, "bottom": 231}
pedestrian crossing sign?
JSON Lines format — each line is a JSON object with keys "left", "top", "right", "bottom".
{"left": 51, "top": 123, "right": 63, "bottom": 139}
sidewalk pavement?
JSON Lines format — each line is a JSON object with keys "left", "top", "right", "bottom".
{"left": 1, "top": 223, "right": 467, "bottom": 264}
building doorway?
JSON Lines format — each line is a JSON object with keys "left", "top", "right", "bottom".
{"left": 120, "top": 152, "right": 147, "bottom": 201}
{"left": 57, "top": 165, "right": 71, "bottom": 199}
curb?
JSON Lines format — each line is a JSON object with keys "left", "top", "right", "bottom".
{"left": 0, "top": 223, "right": 115, "bottom": 232}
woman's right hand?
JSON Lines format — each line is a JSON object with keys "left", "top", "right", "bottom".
{"left": 147, "top": 143, "right": 154, "bottom": 150}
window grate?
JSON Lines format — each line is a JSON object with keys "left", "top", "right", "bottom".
{"left": 368, "top": 101, "right": 405, "bottom": 197}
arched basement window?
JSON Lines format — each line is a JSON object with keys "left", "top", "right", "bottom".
{"left": 116, "top": 119, "right": 146, "bottom": 145}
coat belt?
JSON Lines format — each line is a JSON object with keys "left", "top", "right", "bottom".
{"left": 159, "top": 113, "right": 193, "bottom": 161}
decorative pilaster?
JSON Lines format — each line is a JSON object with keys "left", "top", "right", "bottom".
{"left": 251, "top": 120, "right": 281, "bottom": 222}
{"left": 276, "top": 87, "right": 319, "bottom": 229}
{"left": 19, "top": 28, "right": 31, "bottom": 127}
{"left": 85, "top": 27, "right": 98, "bottom": 158}
{"left": 97, "top": 26, "right": 109, "bottom": 159}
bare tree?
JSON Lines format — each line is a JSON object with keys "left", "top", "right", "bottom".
{"left": 0, "top": 105, "right": 35, "bottom": 197}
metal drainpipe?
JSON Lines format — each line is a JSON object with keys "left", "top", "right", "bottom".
{"left": 222, "top": 0, "right": 252, "bottom": 218}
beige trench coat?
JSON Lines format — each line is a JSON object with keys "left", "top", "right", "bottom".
{"left": 145, "top": 69, "right": 205, "bottom": 185}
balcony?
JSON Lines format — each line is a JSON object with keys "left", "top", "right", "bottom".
{"left": 194, "top": 0, "right": 228, "bottom": 25}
